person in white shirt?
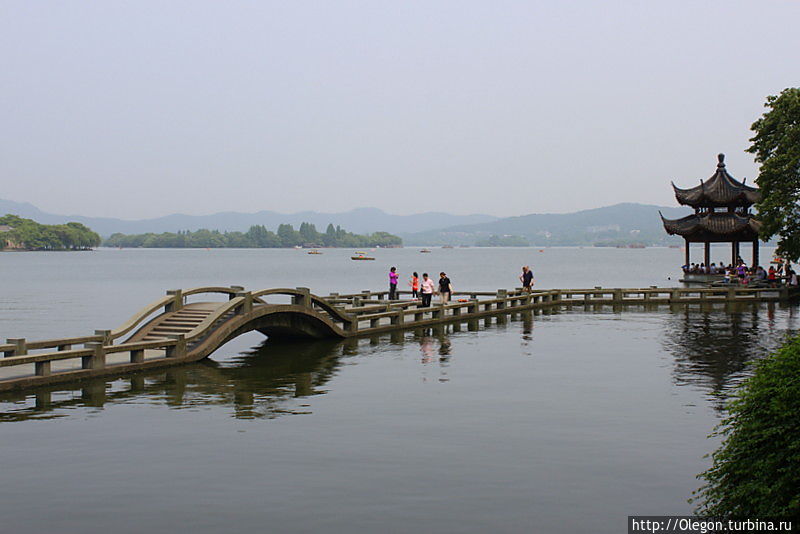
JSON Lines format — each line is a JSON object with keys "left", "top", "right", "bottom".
{"left": 420, "top": 273, "right": 436, "bottom": 307}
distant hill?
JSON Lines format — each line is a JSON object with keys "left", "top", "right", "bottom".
{"left": 0, "top": 199, "right": 498, "bottom": 236}
{"left": 400, "top": 203, "right": 694, "bottom": 246}
{"left": 0, "top": 198, "right": 700, "bottom": 246}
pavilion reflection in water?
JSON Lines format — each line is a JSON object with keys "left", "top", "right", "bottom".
{"left": 661, "top": 302, "right": 798, "bottom": 407}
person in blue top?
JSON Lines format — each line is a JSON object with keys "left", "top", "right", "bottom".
{"left": 519, "top": 266, "right": 534, "bottom": 292}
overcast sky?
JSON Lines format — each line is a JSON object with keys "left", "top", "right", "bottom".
{"left": 1, "top": 1, "right": 798, "bottom": 219}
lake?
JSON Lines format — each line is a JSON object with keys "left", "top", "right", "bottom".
{"left": 0, "top": 246, "right": 795, "bottom": 533}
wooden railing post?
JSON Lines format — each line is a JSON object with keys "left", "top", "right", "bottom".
{"left": 292, "top": 287, "right": 311, "bottom": 308}
{"left": 236, "top": 291, "right": 254, "bottom": 314}
{"left": 470, "top": 298, "right": 479, "bottom": 315}
{"left": 130, "top": 348, "right": 145, "bottom": 363}
{"left": 83, "top": 342, "right": 106, "bottom": 370}
{"left": 229, "top": 286, "right": 244, "bottom": 300}
{"left": 166, "top": 334, "right": 187, "bottom": 359}
{"left": 496, "top": 289, "right": 507, "bottom": 309}
{"left": 95, "top": 329, "right": 111, "bottom": 344}
{"left": 390, "top": 311, "right": 404, "bottom": 326}
{"left": 344, "top": 318, "right": 358, "bottom": 335}
{"left": 165, "top": 289, "right": 183, "bottom": 312}
{"left": 35, "top": 359, "right": 51, "bottom": 377}
{"left": 4, "top": 338, "right": 26, "bottom": 358}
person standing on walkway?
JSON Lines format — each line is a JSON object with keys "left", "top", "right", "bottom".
{"left": 438, "top": 272, "right": 452, "bottom": 304}
{"left": 409, "top": 271, "right": 420, "bottom": 299}
{"left": 420, "top": 273, "right": 435, "bottom": 307}
{"left": 388, "top": 267, "right": 399, "bottom": 300}
{"left": 519, "top": 266, "right": 534, "bottom": 292}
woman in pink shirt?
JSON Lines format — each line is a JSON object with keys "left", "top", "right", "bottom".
{"left": 388, "top": 267, "right": 399, "bottom": 300}
{"left": 419, "top": 273, "right": 435, "bottom": 307}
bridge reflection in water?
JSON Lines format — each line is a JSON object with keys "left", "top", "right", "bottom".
{"left": 2, "top": 303, "right": 795, "bottom": 422}
{"left": 0, "top": 308, "right": 544, "bottom": 422}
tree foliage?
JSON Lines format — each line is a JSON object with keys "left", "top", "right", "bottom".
{"left": 474, "top": 234, "right": 530, "bottom": 247}
{"left": 747, "top": 87, "right": 800, "bottom": 261}
{"left": 0, "top": 214, "right": 101, "bottom": 250}
{"left": 103, "top": 222, "right": 402, "bottom": 249}
{"left": 693, "top": 334, "right": 800, "bottom": 518}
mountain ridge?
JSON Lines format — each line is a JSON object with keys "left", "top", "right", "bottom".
{"left": 0, "top": 198, "right": 498, "bottom": 236}
{"left": 0, "top": 198, "right": 691, "bottom": 246}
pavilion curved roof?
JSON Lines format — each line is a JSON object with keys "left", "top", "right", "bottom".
{"left": 660, "top": 211, "right": 761, "bottom": 242}
{"left": 671, "top": 154, "right": 761, "bottom": 208}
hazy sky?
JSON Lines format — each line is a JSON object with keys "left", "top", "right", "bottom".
{"left": 2, "top": 1, "right": 798, "bottom": 219}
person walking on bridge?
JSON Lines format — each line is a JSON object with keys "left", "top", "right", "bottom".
{"left": 438, "top": 272, "right": 452, "bottom": 304}
{"left": 388, "top": 267, "right": 399, "bottom": 300}
{"left": 420, "top": 273, "right": 435, "bottom": 307}
{"left": 520, "top": 266, "right": 534, "bottom": 292}
{"left": 409, "top": 271, "right": 420, "bottom": 299}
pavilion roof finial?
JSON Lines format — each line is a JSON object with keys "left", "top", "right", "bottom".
{"left": 717, "top": 153, "right": 725, "bottom": 168}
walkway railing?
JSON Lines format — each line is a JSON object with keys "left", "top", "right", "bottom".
{"left": 1, "top": 285, "right": 795, "bottom": 392}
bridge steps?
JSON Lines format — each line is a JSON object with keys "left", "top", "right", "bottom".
{"left": 1, "top": 285, "right": 797, "bottom": 393}
{"left": 130, "top": 303, "right": 215, "bottom": 342}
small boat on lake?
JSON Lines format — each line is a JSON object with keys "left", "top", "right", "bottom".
{"left": 420, "top": 249, "right": 432, "bottom": 253}
{"left": 351, "top": 255, "right": 375, "bottom": 261}
{"left": 307, "top": 250, "right": 323, "bottom": 255}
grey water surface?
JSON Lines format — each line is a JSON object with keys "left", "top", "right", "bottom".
{"left": 0, "top": 246, "right": 795, "bottom": 534}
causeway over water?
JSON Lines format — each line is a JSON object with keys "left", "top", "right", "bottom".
{"left": 2, "top": 284, "right": 795, "bottom": 391}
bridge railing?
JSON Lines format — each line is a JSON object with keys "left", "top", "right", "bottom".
{"left": 0, "top": 336, "right": 188, "bottom": 381}
{"left": 252, "top": 288, "right": 356, "bottom": 330}
{"left": 1, "top": 285, "right": 795, "bottom": 391}
{"left": 108, "top": 285, "right": 255, "bottom": 343}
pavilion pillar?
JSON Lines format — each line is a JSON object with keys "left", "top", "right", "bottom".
{"left": 752, "top": 240, "right": 759, "bottom": 268}
{"left": 732, "top": 241, "right": 740, "bottom": 266}
{"left": 704, "top": 242, "right": 710, "bottom": 267}
{"left": 684, "top": 240, "right": 690, "bottom": 267}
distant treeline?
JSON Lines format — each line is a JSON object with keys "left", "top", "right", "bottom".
{"left": 474, "top": 234, "right": 530, "bottom": 247}
{"left": 103, "top": 222, "right": 403, "bottom": 249}
{"left": 0, "top": 214, "right": 101, "bottom": 251}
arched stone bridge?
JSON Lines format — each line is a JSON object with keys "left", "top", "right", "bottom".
{"left": 1, "top": 284, "right": 794, "bottom": 391}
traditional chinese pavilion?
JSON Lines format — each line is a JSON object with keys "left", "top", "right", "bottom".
{"left": 661, "top": 153, "right": 762, "bottom": 268}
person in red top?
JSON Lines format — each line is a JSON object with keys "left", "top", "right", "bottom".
{"left": 768, "top": 265, "right": 777, "bottom": 287}
{"left": 409, "top": 272, "right": 420, "bottom": 299}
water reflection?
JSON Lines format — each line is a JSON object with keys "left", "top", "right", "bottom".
{"left": 661, "top": 303, "right": 798, "bottom": 405}
{"left": 413, "top": 328, "right": 454, "bottom": 383}
{"left": 0, "top": 338, "right": 347, "bottom": 422}
{"left": 2, "top": 313, "right": 546, "bottom": 421}
{"left": 4, "top": 303, "right": 795, "bottom": 422}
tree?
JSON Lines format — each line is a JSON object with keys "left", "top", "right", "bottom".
{"left": 747, "top": 87, "right": 800, "bottom": 261}
{"left": 693, "top": 334, "right": 800, "bottom": 518}
{"left": 277, "top": 224, "right": 301, "bottom": 247}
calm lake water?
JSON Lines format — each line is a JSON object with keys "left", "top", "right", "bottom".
{"left": 1, "top": 246, "right": 795, "bottom": 533}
